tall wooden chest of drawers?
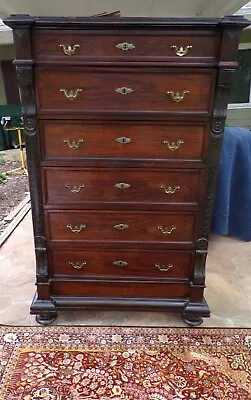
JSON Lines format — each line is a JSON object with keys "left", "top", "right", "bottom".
{"left": 5, "top": 14, "right": 249, "bottom": 325}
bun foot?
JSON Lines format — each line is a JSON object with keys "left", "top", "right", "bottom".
{"left": 36, "top": 313, "right": 57, "bottom": 325}
{"left": 182, "top": 314, "right": 203, "bottom": 327}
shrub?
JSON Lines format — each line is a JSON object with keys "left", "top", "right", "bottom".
{"left": 0, "top": 172, "right": 6, "bottom": 183}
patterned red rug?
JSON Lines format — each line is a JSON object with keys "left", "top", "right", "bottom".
{"left": 0, "top": 326, "right": 250, "bottom": 400}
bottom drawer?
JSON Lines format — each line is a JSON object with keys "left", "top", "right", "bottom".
{"left": 51, "top": 281, "right": 189, "bottom": 298}
{"left": 50, "top": 249, "right": 194, "bottom": 279}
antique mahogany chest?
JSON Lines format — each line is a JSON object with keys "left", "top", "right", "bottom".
{"left": 4, "top": 14, "right": 249, "bottom": 325}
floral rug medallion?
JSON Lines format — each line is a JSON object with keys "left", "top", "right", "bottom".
{"left": 0, "top": 326, "right": 250, "bottom": 400}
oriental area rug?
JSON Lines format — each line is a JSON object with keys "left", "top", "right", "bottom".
{"left": 0, "top": 326, "right": 250, "bottom": 400}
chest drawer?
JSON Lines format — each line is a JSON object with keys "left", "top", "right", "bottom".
{"left": 46, "top": 210, "right": 197, "bottom": 244}
{"left": 41, "top": 121, "right": 207, "bottom": 163}
{"left": 44, "top": 168, "right": 204, "bottom": 207}
{"left": 36, "top": 69, "right": 215, "bottom": 113}
{"left": 33, "top": 30, "right": 219, "bottom": 63}
{"left": 50, "top": 249, "right": 194, "bottom": 280}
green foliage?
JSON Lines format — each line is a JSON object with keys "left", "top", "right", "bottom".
{"left": 0, "top": 156, "right": 6, "bottom": 166}
{"left": 0, "top": 172, "right": 6, "bottom": 183}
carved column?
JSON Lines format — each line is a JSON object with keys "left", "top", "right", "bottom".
{"left": 12, "top": 23, "right": 55, "bottom": 317}
{"left": 185, "top": 25, "right": 246, "bottom": 325}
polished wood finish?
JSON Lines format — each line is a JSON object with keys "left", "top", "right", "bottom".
{"left": 33, "top": 30, "right": 219, "bottom": 63}
{"left": 41, "top": 121, "right": 207, "bottom": 162}
{"left": 4, "top": 14, "right": 249, "bottom": 325}
{"left": 51, "top": 281, "right": 190, "bottom": 297}
{"left": 50, "top": 249, "right": 194, "bottom": 279}
{"left": 35, "top": 68, "right": 216, "bottom": 113}
{"left": 46, "top": 210, "right": 197, "bottom": 244}
{"left": 43, "top": 168, "right": 204, "bottom": 207}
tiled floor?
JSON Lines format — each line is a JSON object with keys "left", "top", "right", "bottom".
{"left": 0, "top": 212, "right": 250, "bottom": 327}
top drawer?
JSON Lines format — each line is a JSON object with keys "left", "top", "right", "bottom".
{"left": 32, "top": 30, "right": 220, "bottom": 64}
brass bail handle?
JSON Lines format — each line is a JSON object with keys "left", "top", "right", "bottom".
{"left": 161, "top": 185, "right": 180, "bottom": 194}
{"left": 163, "top": 140, "right": 184, "bottom": 152}
{"left": 60, "top": 88, "right": 82, "bottom": 101}
{"left": 60, "top": 44, "right": 80, "bottom": 55}
{"left": 171, "top": 45, "right": 192, "bottom": 57}
{"left": 155, "top": 264, "right": 173, "bottom": 272}
{"left": 67, "top": 224, "right": 86, "bottom": 233}
{"left": 65, "top": 184, "right": 85, "bottom": 193}
{"left": 166, "top": 91, "right": 189, "bottom": 103}
{"left": 64, "top": 139, "right": 84, "bottom": 149}
{"left": 157, "top": 226, "right": 176, "bottom": 235}
{"left": 69, "top": 261, "right": 87, "bottom": 269}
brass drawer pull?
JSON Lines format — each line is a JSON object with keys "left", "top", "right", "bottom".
{"left": 116, "top": 87, "right": 133, "bottom": 95}
{"left": 60, "top": 88, "right": 82, "bottom": 101}
{"left": 116, "top": 42, "right": 135, "bottom": 51}
{"left": 163, "top": 140, "right": 184, "bottom": 151}
{"left": 60, "top": 44, "right": 80, "bottom": 55}
{"left": 65, "top": 184, "right": 85, "bottom": 193}
{"left": 155, "top": 263, "right": 173, "bottom": 272}
{"left": 113, "top": 223, "right": 129, "bottom": 231}
{"left": 69, "top": 261, "right": 87, "bottom": 269}
{"left": 114, "top": 182, "right": 131, "bottom": 190}
{"left": 113, "top": 260, "right": 128, "bottom": 267}
{"left": 157, "top": 226, "right": 176, "bottom": 235}
{"left": 171, "top": 45, "right": 192, "bottom": 57}
{"left": 115, "top": 137, "right": 132, "bottom": 144}
{"left": 64, "top": 139, "right": 84, "bottom": 149}
{"left": 67, "top": 224, "right": 86, "bottom": 233}
{"left": 166, "top": 90, "right": 189, "bottom": 103}
{"left": 161, "top": 185, "right": 180, "bottom": 194}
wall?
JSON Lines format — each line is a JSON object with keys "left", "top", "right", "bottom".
{"left": 0, "top": 62, "right": 6, "bottom": 104}
{"left": 0, "top": 44, "right": 14, "bottom": 104}
{"left": 226, "top": 28, "right": 251, "bottom": 129}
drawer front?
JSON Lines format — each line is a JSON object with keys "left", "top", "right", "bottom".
{"left": 51, "top": 249, "right": 194, "bottom": 279}
{"left": 47, "top": 211, "right": 197, "bottom": 244}
{"left": 36, "top": 69, "right": 215, "bottom": 113}
{"left": 33, "top": 31, "right": 219, "bottom": 62}
{"left": 44, "top": 168, "right": 204, "bottom": 206}
{"left": 51, "top": 281, "right": 190, "bottom": 298}
{"left": 42, "top": 121, "right": 207, "bottom": 162}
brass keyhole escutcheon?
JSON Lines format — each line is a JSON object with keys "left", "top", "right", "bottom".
{"left": 116, "top": 87, "right": 133, "bottom": 95}
{"left": 114, "top": 183, "right": 131, "bottom": 190}
{"left": 113, "top": 224, "right": 129, "bottom": 231}
{"left": 116, "top": 42, "right": 135, "bottom": 51}
{"left": 113, "top": 260, "right": 128, "bottom": 267}
{"left": 115, "top": 137, "right": 132, "bottom": 144}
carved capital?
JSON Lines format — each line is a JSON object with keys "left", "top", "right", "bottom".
{"left": 196, "top": 237, "right": 208, "bottom": 251}
{"left": 211, "top": 119, "right": 225, "bottom": 135}
{"left": 16, "top": 65, "right": 33, "bottom": 86}
{"left": 24, "top": 116, "right": 37, "bottom": 136}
